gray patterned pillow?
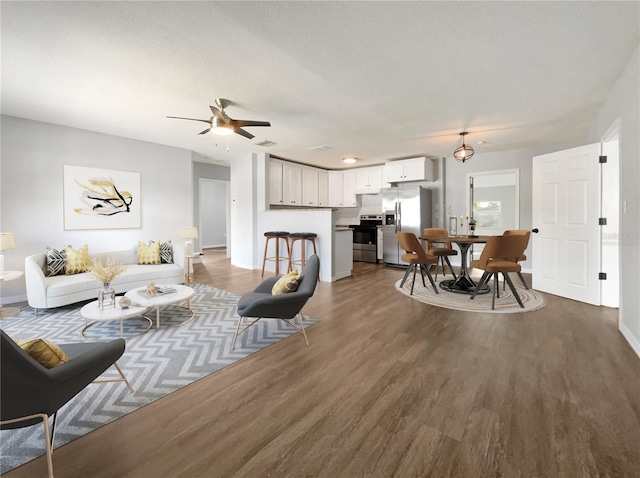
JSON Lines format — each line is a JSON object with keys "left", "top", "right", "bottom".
{"left": 45, "top": 246, "right": 66, "bottom": 277}
{"left": 149, "top": 240, "right": 173, "bottom": 264}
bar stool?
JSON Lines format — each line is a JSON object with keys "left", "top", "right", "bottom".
{"left": 288, "top": 232, "right": 318, "bottom": 272}
{"left": 261, "top": 231, "right": 290, "bottom": 277}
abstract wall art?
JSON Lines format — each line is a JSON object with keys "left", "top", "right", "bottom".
{"left": 63, "top": 165, "right": 141, "bottom": 230}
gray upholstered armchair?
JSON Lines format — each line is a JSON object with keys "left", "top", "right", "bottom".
{"left": 0, "top": 330, "right": 131, "bottom": 478}
{"left": 231, "top": 254, "right": 320, "bottom": 350}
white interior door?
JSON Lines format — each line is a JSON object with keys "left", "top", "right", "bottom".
{"left": 532, "top": 144, "right": 601, "bottom": 305}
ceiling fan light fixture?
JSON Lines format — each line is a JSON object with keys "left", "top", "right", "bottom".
{"left": 343, "top": 156, "right": 357, "bottom": 164}
{"left": 454, "top": 132, "right": 474, "bottom": 163}
{"left": 211, "top": 125, "right": 234, "bottom": 136}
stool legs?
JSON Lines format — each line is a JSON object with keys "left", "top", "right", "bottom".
{"left": 262, "top": 236, "right": 290, "bottom": 277}
{"left": 288, "top": 237, "right": 317, "bottom": 272}
{"left": 287, "top": 237, "right": 318, "bottom": 272}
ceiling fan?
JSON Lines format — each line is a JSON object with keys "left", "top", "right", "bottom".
{"left": 167, "top": 98, "right": 270, "bottom": 139}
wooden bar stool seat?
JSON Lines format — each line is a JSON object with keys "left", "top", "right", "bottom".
{"left": 288, "top": 232, "right": 318, "bottom": 272}
{"left": 261, "top": 231, "right": 291, "bottom": 277}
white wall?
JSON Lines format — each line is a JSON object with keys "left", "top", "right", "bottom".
{"left": 229, "top": 153, "right": 258, "bottom": 269}
{"left": 0, "top": 115, "right": 192, "bottom": 303}
{"left": 587, "top": 43, "right": 640, "bottom": 357}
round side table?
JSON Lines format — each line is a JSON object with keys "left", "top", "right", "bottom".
{"left": 0, "top": 271, "right": 24, "bottom": 319}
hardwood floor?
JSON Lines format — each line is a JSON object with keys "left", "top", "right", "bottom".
{"left": 7, "top": 249, "right": 640, "bottom": 477}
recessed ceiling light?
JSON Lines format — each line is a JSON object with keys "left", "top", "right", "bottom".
{"left": 309, "top": 145, "right": 330, "bottom": 151}
{"left": 477, "top": 140, "right": 487, "bottom": 145}
{"left": 343, "top": 157, "right": 357, "bottom": 163}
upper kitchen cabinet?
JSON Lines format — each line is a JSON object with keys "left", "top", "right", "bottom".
{"left": 282, "top": 162, "right": 302, "bottom": 206}
{"left": 342, "top": 170, "right": 357, "bottom": 207}
{"left": 318, "top": 170, "right": 329, "bottom": 207}
{"left": 383, "top": 157, "right": 433, "bottom": 183}
{"left": 329, "top": 170, "right": 358, "bottom": 208}
{"left": 328, "top": 171, "right": 344, "bottom": 207}
{"left": 355, "top": 166, "right": 384, "bottom": 194}
{"left": 302, "top": 167, "right": 319, "bottom": 207}
{"left": 269, "top": 158, "right": 284, "bottom": 206}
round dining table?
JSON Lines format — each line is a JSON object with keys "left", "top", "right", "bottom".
{"left": 419, "top": 234, "right": 492, "bottom": 294}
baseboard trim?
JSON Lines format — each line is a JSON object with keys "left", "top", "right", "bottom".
{"left": 619, "top": 320, "right": 640, "bottom": 359}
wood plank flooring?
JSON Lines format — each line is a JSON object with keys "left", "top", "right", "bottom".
{"left": 6, "top": 249, "right": 640, "bottom": 477}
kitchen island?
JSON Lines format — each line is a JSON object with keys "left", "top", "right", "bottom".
{"left": 258, "top": 209, "right": 353, "bottom": 282}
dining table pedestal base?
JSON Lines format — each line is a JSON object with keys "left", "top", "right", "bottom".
{"left": 439, "top": 278, "right": 490, "bottom": 295}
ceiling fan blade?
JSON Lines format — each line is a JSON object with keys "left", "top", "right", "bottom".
{"left": 209, "top": 106, "right": 226, "bottom": 121}
{"left": 198, "top": 128, "right": 211, "bottom": 135}
{"left": 234, "top": 128, "right": 255, "bottom": 139}
{"left": 167, "top": 116, "right": 211, "bottom": 124}
{"left": 235, "top": 120, "right": 271, "bottom": 128}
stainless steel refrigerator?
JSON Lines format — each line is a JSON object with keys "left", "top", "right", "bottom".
{"left": 382, "top": 186, "right": 432, "bottom": 266}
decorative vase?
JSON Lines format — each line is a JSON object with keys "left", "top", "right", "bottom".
{"left": 449, "top": 217, "right": 458, "bottom": 236}
{"left": 98, "top": 283, "right": 116, "bottom": 310}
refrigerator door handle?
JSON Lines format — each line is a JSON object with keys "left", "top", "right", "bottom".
{"left": 395, "top": 202, "right": 399, "bottom": 233}
{"left": 397, "top": 202, "right": 401, "bottom": 231}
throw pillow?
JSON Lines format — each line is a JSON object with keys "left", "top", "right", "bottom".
{"left": 64, "top": 245, "right": 90, "bottom": 274}
{"left": 272, "top": 270, "right": 301, "bottom": 296}
{"left": 16, "top": 338, "right": 69, "bottom": 368}
{"left": 45, "top": 246, "right": 67, "bottom": 277}
{"left": 138, "top": 241, "right": 161, "bottom": 265}
{"left": 149, "top": 240, "right": 173, "bottom": 264}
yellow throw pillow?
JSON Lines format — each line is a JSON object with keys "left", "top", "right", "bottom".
{"left": 138, "top": 241, "right": 161, "bottom": 265}
{"left": 16, "top": 338, "right": 69, "bottom": 368}
{"left": 64, "top": 244, "right": 90, "bottom": 274}
{"left": 272, "top": 270, "right": 301, "bottom": 295}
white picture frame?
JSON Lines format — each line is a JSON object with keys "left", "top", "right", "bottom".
{"left": 63, "top": 165, "right": 141, "bottom": 230}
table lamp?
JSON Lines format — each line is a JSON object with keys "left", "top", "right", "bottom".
{"left": 178, "top": 227, "right": 198, "bottom": 256}
{"left": 0, "top": 232, "right": 16, "bottom": 278}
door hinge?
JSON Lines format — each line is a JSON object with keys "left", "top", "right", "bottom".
{"left": 599, "top": 155, "right": 607, "bottom": 163}
{"left": 599, "top": 272, "right": 607, "bottom": 280}
{"left": 599, "top": 217, "right": 607, "bottom": 226}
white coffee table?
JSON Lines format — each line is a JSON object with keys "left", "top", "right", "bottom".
{"left": 125, "top": 284, "right": 195, "bottom": 330}
{"left": 80, "top": 300, "right": 152, "bottom": 339}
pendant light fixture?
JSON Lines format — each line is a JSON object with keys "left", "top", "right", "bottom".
{"left": 454, "top": 132, "right": 474, "bottom": 163}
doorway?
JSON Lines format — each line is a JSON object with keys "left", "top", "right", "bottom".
{"left": 601, "top": 121, "right": 620, "bottom": 308}
{"left": 198, "top": 178, "right": 229, "bottom": 251}
{"left": 531, "top": 138, "right": 620, "bottom": 307}
{"left": 467, "top": 169, "right": 520, "bottom": 260}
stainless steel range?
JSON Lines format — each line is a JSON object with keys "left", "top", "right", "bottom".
{"left": 352, "top": 214, "right": 383, "bottom": 263}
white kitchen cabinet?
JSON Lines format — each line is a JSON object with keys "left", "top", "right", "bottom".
{"left": 328, "top": 171, "right": 343, "bottom": 207}
{"left": 318, "top": 170, "right": 329, "bottom": 207}
{"left": 269, "top": 159, "right": 283, "bottom": 206}
{"left": 342, "top": 170, "right": 357, "bottom": 207}
{"left": 283, "top": 162, "right": 302, "bottom": 206}
{"left": 302, "top": 167, "right": 319, "bottom": 206}
{"left": 355, "top": 166, "right": 384, "bottom": 194}
{"left": 383, "top": 157, "right": 433, "bottom": 183}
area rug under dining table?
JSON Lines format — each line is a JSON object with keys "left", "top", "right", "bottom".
{"left": 0, "top": 283, "right": 318, "bottom": 474}
{"left": 395, "top": 275, "right": 547, "bottom": 313}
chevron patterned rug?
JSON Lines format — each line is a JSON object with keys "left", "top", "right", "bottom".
{"left": 0, "top": 283, "right": 317, "bottom": 474}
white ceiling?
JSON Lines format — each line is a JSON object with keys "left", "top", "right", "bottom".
{"left": 2, "top": 1, "right": 639, "bottom": 169}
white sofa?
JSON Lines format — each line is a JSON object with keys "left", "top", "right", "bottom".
{"left": 25, "top": 244, "right": 185, "bottom": 313}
